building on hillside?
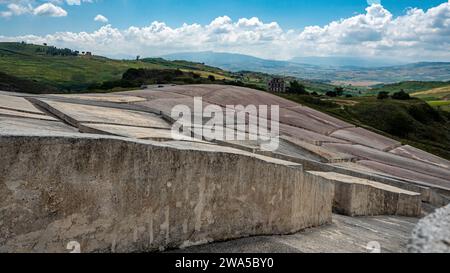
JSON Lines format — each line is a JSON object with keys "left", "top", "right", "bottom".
{"left": 268, "top": 78, "right": 286, "bottom": 93}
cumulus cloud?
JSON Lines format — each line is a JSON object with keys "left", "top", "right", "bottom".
{"left": 33, "top": 3, "right": 67, "bottom": 17}
{"left": 94, "top": 14, "right": 108, "bottom": 23}
{"left": 0, "top": 0, "right": 92, "bottom": 18}
{"left": 1, "top": 1, "right": 449, "bottom": 62}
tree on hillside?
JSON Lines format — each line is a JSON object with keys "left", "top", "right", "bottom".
{"left": 326, "top": 91, "right": 337, "bottom": 97}
{"left": 208, "top": 75, "right": 216, "bottom": 81}
{"left": 288, "top": 80, "right": 307, "bottom": 94}
{"left": 377, "top": 91, "right": 389, "bottom": 100}
{"left": 392, "top": 90, "right": 411, "bottom": 100}
{"left": 335, "top": 87, "right": 344, "bottom": 96}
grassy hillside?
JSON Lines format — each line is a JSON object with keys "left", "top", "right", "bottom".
{"left": 278, "top": 93, "right": 450, "bottom": 160}
{"left": 0, "top": 42, "right": 344, "bottom": 94}
{"left": 368, "top": 81, "right": 450, "bottom": 95}
{"left": 0, "top": 42, "right": 232, "bottom": 92}
{"left": 411, "top": 85, "right": 450, "bottom": 100}
{"left": 409, "top": 85, "right": 450, "bottom": 112}
{"left": 0, "top": 71, "right": 58, "bottom": 94}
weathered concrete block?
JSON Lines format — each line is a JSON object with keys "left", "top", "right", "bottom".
{"left": 0, "top": 134, "right": 334, "bottom": 253}
{"left": 307, "top": 172, "right": 421, "bottom": 217}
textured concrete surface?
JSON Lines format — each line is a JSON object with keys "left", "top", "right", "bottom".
{"left": 172, "top": 214, "right": 419, "bottom": 253}
{"left": 279, "top": 123, "right": 347, "bottom": 145}
{"left": 323, "top": 143, "right": 450, "bottom": 186}
{"left": 308, "top": 172, "right": 421, "bottom": 217}
{"left": 0, "top": 117, "right": 78, "bottom": 134}
{"left": 50, "top": 94, "right": 147, "bottom": 104}
{"left": 281, "top": 136, "right": 355, "bottom": 163}
{"left": 356, "top": 160, "right": 450, "bottom": 191}
{"left": 0, "top": 94, "right": 45, "bottom": 114}
{"left": 0, "top": 108, "right": 58, "bottom": 121}
{"left": 390, "top": 145, "right": 450, "bottom": 170}
{"left": 330, "top": 127, "right": 400, "bottom": 151}
{"left": 79, "top": 123, "right": 204, "bottom": 142}
{"left": 34, "top": 99, "right": 171, "bottom": 129}
{"left": 0, "top": 134, "right": 334, "bottom": 253}
{"left": 409, "top": 204, "right": 450, "bottom": 253}
{"left": 286, "top": 105, "right": 353, "bottom": 130}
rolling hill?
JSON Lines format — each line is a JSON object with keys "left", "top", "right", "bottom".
{"left": 0, "top": 42, "right": 341, "bottom": 94}
{"left": 367, "top": 81, "right": 450, "bottom": 95}
{"left": 0, "top": 42, "right": 232, "bottom": 92}
{"left": 290, "top": 56, "right": 406, "bottom": 68}
{"left": 162, "top": 51, "right": 450, "bottom": 84}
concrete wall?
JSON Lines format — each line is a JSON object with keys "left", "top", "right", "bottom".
{"left": 258, "top": 150, "right": 450, "bottom": 207}
{"left": 0, "top": 134, "right": 334, "bottom": 253}
{"left": 307, "top": 172, "right": 421, "bottom": 217}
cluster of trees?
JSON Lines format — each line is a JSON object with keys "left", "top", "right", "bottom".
{"left": 36, "top": 46, "right": 79, "bottom": 56}
{"left": 285, "top": 80, "right": 351, "bottom": 98}
{"left": 377, "top": 90, "right": 411, "bottom": 100}
{"left": 90, "top": 68, "right": 219, "bottom": 90}
{"left": 287, "top": 80, "right": 307, "bottom": 94}
{"left": 325, "top": 87, "right": 349, "bottom": 97}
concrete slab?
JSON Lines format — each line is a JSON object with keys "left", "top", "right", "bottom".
{"left": 0, "top": 108, "right": 58, "bottom": 121}
{"left": 279, "top": 123, "right": 348, "bottom": 145}
{"left": 390, "top": 145, "right": 450, "bottom": 170}
{"left": 0, "top": 94, "right": 45, "bottom": 114}
{"left": 286, "top": 105, "right": 353, "bottom": 130}
{"left": 135, "top": 97, "right": 217, "bottom": 117}
{"left": 202, "top": 86, "right": 300, "bottom": 108}
{"left": 153, "top": 84, "right": 228, "bottom": 98}
{"left": 34, "top": 99, "right": 171, "bottom": 129}
{"left": 331, "top": 127, "right": 400, "bottom": 151}
{"left": 49, "top": 94, "right": 147, "bottom": 104}
{"left": 281, "top": 136, "right": 355, "bottom": 163}
{"left": 356, "top": 160, "right": 450, "bottom": 191}
{"left": 323, "top": 143, "right": 450, "bottom": 183}
{"left": 0, "top": 117, "right": 78, "bottom": 134}
{"left": 136, "top": 98, "right": 248, "bottom": 128}
{"left": 79, "top": 123, "right": 204, "bottom": 143}
{"left": 279, "top": 108, "right": 339, "bottom": 135}
{"left": 308, "top": 171, "right": 421, "bottom": 217}
{"left": 172, "top": 214, "right": 419, "bottom": 253}
{"left": 118, "top": 90, "right": 191, "bottom": 100}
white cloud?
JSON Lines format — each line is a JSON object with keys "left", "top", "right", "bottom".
{"left": 0, "top": 0, "right": 93, "bottom": 18}
{"left": 94, "top": 14, "right": 108, "bottom": 23}
{"left": 33, "top": 3, "right": 67, "bottom": 17}
{"left": 1, "top": 1, "right": 449, "bottom": 62}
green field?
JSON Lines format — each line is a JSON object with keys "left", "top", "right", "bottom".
{"left": 0, "top": 42, "right": 341, "bottom": 94}
{"left": 368, "top": 81, "right": 450, "bottom": 95}
{"left": 0, "top": 42, "right": 232, "bottom": 92}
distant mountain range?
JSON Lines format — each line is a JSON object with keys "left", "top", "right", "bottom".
{"left": 162, "top": 51, "right": 450, "bottom": 84}
{"left": 290, "top": 56, "right": 406, "bottom": 68}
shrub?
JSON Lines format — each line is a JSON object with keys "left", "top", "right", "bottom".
{"left": 288, "top": 80, "right": 307, "bottom": 94}
{"left": 392, "top": 90, "right": 411, "bottom": 100}
{"left": 377, "top": 91, "right": 389, "bottom": 100}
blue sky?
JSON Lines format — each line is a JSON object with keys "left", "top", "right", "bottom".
{"left": 0, "top": 0, "right": 449, "bottom": 61}
{"left": 1, "top": 0, "right": 446, "bottom": 36}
